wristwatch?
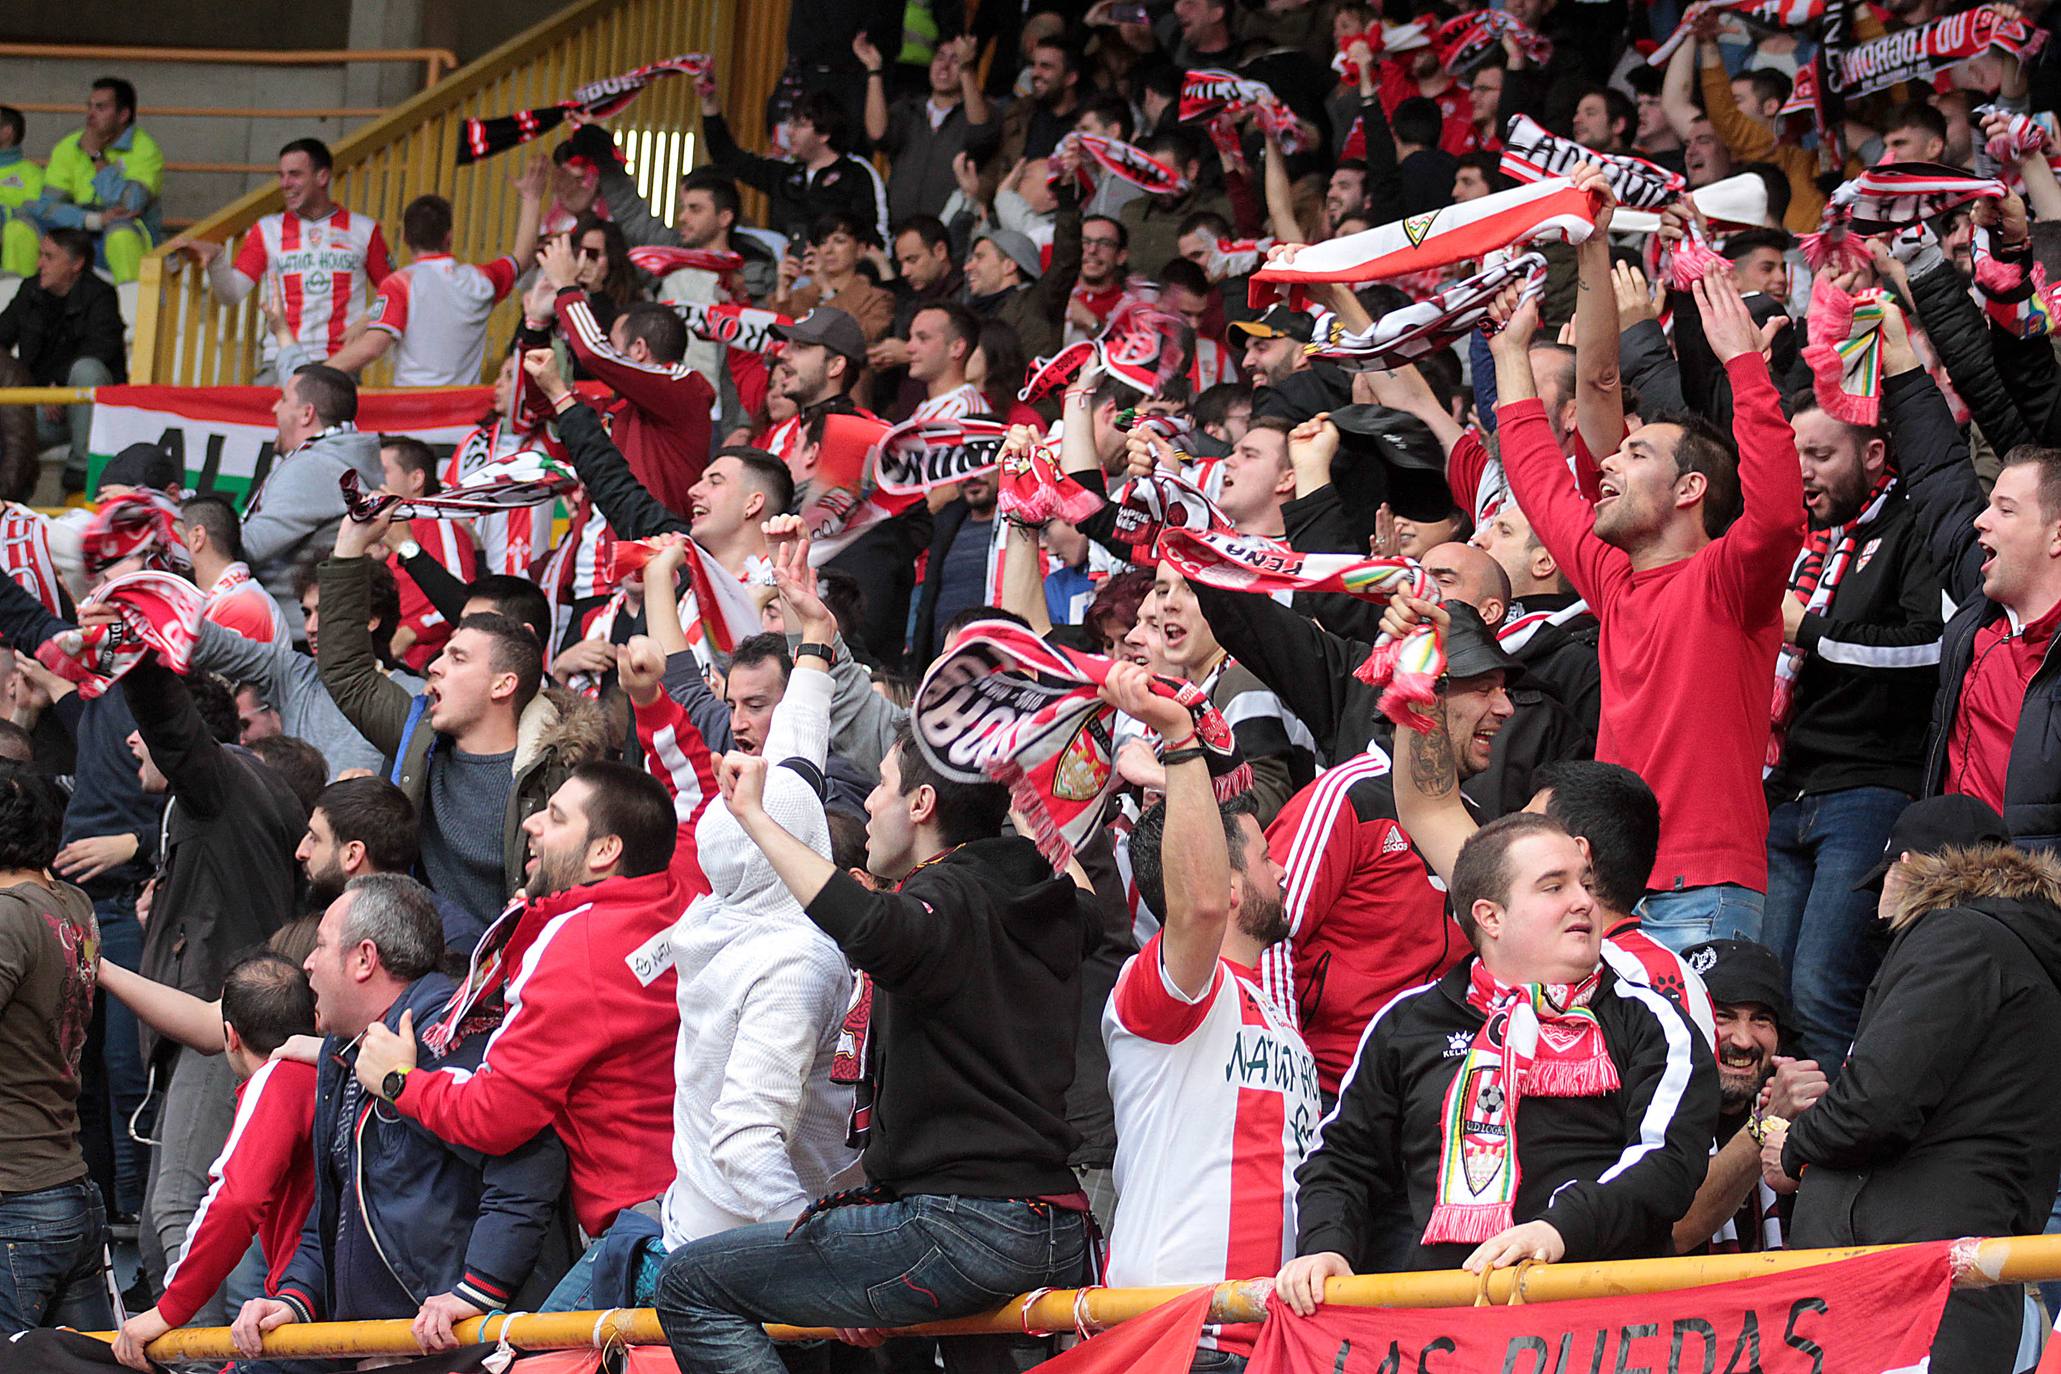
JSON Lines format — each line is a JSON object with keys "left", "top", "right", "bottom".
{"left": 796, "top": 641, "right": 835, "bottom": 665}
{"left": 380, "top": 1068, "right": 410, "bottom": 1104}
{"left": 395, "top": 537, "right": 422, "bottom": 561}
{"left": 1747, "top": 1110, "right": 1790, "bottom": 1146}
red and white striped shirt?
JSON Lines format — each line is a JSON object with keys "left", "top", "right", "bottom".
{"left": 0, "top": 505, "right": 65, "bottom": 619}
{"left": 229, "top": 206, "right": 394, "bottom": 355}
{"left": 911, "top": 382, "right": 987, "bottom": 422}
{"left": 1104, "top": 935, "right": 1320, "bottom": 1355}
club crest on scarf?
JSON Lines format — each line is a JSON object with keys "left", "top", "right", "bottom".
{"left": 910, "top": 621, "right": 1248, "bottom": 871}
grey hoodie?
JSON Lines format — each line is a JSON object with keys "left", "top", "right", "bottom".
{"left": 242, "top": 426, "right": 385, "bottom": 636}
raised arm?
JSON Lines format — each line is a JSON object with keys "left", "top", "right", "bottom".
{"left": 528, "top": 361, "right": 689, "bottom": 540}
{"left": 1384, "top": 600, "right": 1476, "bottom": 883}
{"left": 1570, "top": 167, "right": 1626, "bottom": 462}
{"left": 1693, "top": 268, "right": 1805, "bottom": 602}
{"left": 96, "top": 958, "right": 225, "bottom": 1055}
{"left": 314, "top": 519, "right": 417, "bottom": 757}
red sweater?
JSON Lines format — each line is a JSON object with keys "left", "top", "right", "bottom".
{"left": 554, "top": 287, "right": 716, "bottom": 521}
{"left": 398, "top": 692, "right": 720, "bottom": 1235}
{"left": 157, "top": 1059, "right": 317, "bottom": 1329}
{"left": 1497, "top": 354, "right": 1805, "bottom": 893}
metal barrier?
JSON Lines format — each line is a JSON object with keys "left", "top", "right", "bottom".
{"left": 129, "top": 0, "right": 793, "bottom": 389}
{"left": 91, "top": 1234, "right": 2061, "bottom": 1363}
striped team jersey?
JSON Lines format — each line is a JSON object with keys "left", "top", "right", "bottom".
{"left": 231, "top": 206, "right": 394, "bottom": 354}
{"left": 205, "top": 562, "right": 285, "bottom": 645}
{"left": 367, "top": 253, "right": 520, "bottom": 385}
{"left": 911, "top": 383, "right": 987, "bottom": 422}
{"left": 1104, "top": 936, "right": 1320, "bottom": 1355}
{"left": 0, "top": 505, "right": 65, "bottom": 619}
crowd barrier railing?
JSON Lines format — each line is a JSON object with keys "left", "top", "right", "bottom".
{"left": 89, "top": 1233, "right": 2061, "bottom": 1363}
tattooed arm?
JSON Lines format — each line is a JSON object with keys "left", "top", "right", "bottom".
{"left": 1385, "top": 596, "right": 1476, "bottom": 885}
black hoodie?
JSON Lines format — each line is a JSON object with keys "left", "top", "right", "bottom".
{"left": 804, "top": 835, "right": 1096, "bottom": 1197}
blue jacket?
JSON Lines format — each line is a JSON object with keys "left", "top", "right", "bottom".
{"left": 276, "top": 973, "right": 567, "bottom": 1321}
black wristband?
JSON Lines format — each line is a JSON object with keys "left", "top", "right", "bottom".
{"left": 1161, "top": 745, "right": 1208, "bottom": 768}
{"left": 796, "top": 641, "right": 835, "bottom": 664}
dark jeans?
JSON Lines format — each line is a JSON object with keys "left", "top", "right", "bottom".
{"left": 94, "top": 896, "right": 149, "bottom": 1213}
{"left": 1762, "top": 787, "right": 1907, "bottom": 1074}
{"left": 0, "top": 1178, "right": 112, "bottom": 1334}
{"left": 656, "top": 1194, "right": 1091, "bottom": 1374}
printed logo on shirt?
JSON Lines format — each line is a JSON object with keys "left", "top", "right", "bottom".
{"left": 625, "top": 928, "right": 677, "bottom": 987}
{"left": 1444, "top": 1030, "right": 1472, "bottom": 1058}
{"left": 1382, "top": 829, "right": 1411, "bottom": 855}
{"left": 1223, "top": 1025, "right": 1320, "bottom": 1103}
{"left": 1854, "top": 537, "right": 1882, "bottom": 574}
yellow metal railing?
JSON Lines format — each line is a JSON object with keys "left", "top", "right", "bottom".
{"left": 132, "top": 0, "right": 793, "bottom": 389}
{"left": 90, "top": 1233, "right": 2061, "bottom": 1363}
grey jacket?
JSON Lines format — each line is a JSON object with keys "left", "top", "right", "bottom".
{"left": 190, "top": 618, "right": 392, "bottom": 779}
{"left": 597, "top": 168, "right": 781, "bottom": 304}
{"left": 242, "top": 427, "right": 385, "bottom": 636}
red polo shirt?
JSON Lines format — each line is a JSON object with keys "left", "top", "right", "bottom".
{"left": 1946, "top": 599, "right": 2061, "bottom": 810}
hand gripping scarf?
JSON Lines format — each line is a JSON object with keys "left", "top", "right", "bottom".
{"left": 673, "top": 302, "right": 795, "bottom": 356}
{"left": 1332, "top": 22, "right": 1435, "bottom": 84}
{"left": 1499, "top": 115, "right": 1688, "bottom": 211}
{"left": 1821, "top": 163, "right": 2007, "bottom": 236}
{"left": 1178, "top": 70, "right": 1309, "bottom": 154}
{"left": 996, "top": 434, "right": 1105, "bottom": 527}
{"left": 1800, "top": 274, "right": 1888, "bottom": 426}
{"left": 1102, "top": 307, "right": 1195, "bottom": 397}
{"left": 1434, "top": 11, "right": 1553, "bottom": 75}
{"left": 340, "top": 454, "right": 578, "bottom": 524}
{"left": 1203, "top": 237, "right": 1274, "bottom": 280}
{"left": 1977, "top": 104, "right": 2053, "bottom": 193}
{"left": 1048, "top": 132, "right": 1191, "bottom": 198}
{"left": 910, "top": 620, "right": 1250, "bottom": 871}
{"left": 1972, "top": 228, "right": 2061, "bottom": 338}
{"left": 873, "top": 418, "right": 1013, "bottom": 497}
{"left": 37, "top": 570, "right": 207, "bottom": 700}
{"left": 1110, "top": 472, "right": 1237, "bottom": 562}
{"left": 1250, "top": 177, "right": 1598, "bottom": 308}
{"left": 1427, "top": 962, "right": 1619, "bottom": 1245}
{"left": 1156, "top": 526, "right": 1448, "bottom": 728}
{"left": 605, "top": 536, "right": 765, "bottom": 657}
{"left": 628, "top": 245, "right": 746, "bottom": 279}
{"left": 1648, "top": 0, "right": 1823, "bottom": 66}
{"left": 81, "top": 491, "right": 191, "bottom": 578}
{"left": 1768, "top": 474, "right": 1896, "bottom": 770}
{"left": 1823, "top": 6, "right": 2044, "bottom": 105}
{"left": 1312, "top": 253, "right": 1547, "bottom": 374}
{"left": 457, "top": 54, "right": 712, "bottom": 164}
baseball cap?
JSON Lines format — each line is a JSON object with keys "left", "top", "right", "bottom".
{"left": 975, "top": 227, "right": 1044, "bottom": 281}
{"left": 98, "top": 442, "right": 181, "bottom": 493}
{"left": 1681, "top": 938, "right": 1790, "bottom": 1025}
{"left": 1852, "top": 794, "right": 2010, "bottom": 892}
{"left": 1228, "top": 305, "right": 1316, "bottom": 344}
{"left": 1441, "top": 602, "right": 1525, "bottom": 686}
{"left": 772, "top": 307, "right": 869, "bottom": 364}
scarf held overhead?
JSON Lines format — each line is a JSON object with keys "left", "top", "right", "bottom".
{"left": 1648, "top": 0, "right": 1823, "bottom": 66}
{"left": 1427, "top": 963, "right": 1619, "bottom": 1245}
{"left": 457, "top": 55, "right": 712, "bottom": 164}
{"left": 1250, "top": 178, "right": 1598, "bottom": 307}
{"left": 1500, "top": 115, "right": 1687, "bottom": 211}
{"left": 1818, "top": 6, "right": 2044, "bottom": 105}
{"left": 1178, "top": 71, "right": 1308, "bottom": 154}
{"left": 1312, "top": 252, "right": 1547, "bottom": 374}
{"left": 910, "top": 621, "right": 1248, "bottom": 870}
{"left": 37, "top": 570, "right": 208, "bottom": 700}
{"left": 1800, "top": 274, "right": 1887, "bottom": 426}
{"left": 340, "top": 454, "right": 577, "bottom": 524}
{"left": 1155, "top": 527, "right": 1448, "bottom": 728}
{"left": 872, "top": 418, "right": 1012, "bottom": 496}
{"left": 1049, "top": 132, "right": 1191, "bottom": 198}
{"left": 1434, "top": 11, "right": 1553, "bottom": 74}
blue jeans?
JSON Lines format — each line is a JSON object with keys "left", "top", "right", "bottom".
{"left": 1762, "top": 787, "right": 1907, "bottom": 1074}
{"left": 1637, "top": 883, "right": 1766, "bottom": 953}
{"left": 94, "top": 895, "right": 149, "bottom": 1214}
{"left": 0, "top": 1178, "right": 112, "bottom": 1334}
{"left": 656, "top": 1195, "right": 1091, "bottom": 1374}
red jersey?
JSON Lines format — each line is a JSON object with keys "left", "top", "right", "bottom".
{"left": 554, "top": 288, "right": 716, "bottom": 521}
{"left": 1946, "top": 600, "right": 2061, "bottom": 809}
{"left": 1375, "top": 63, "right": 1476, "bottom": 157}
{"left": 1498, "top": 355, "right": 1806, "bottom": 893}
{"left": 157, "top": 1059, "right": 317, "bottom": 1329}
{"left": 230, "top": 206, "right": 394, "bottom": 355}
{"left": 394, "top": 690, "right": 719, "bottom": 1236}
{"left": 1259, "top": 752, "right": 1467, "bottom": 1092}
{"left": 392, "top": 516, "right": 480, "bottom": 671}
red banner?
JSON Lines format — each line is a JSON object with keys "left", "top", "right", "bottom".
{"left": 1242, "top": 1246, "right": 1953, "bottom": 1374}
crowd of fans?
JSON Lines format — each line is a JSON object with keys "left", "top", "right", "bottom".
{"left": 1, "top": 0, "right": 2061, "bottom": 1368}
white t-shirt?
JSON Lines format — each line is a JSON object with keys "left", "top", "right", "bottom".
{"left": 1103, "top": 934, "right": 1321, "bottom": 1355}
{"left": 367, "top": 253, "right": 519, "bottom": 385}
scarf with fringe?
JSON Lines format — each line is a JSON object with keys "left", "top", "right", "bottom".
{"left": 81, "top": 491, "right": 190, "bottom": 578}
{"left": 996, "top": 434, "right": 1104, "bottom": 527}
{"left": 1801, "top": 274, "right": 1888, "bottom": 426}
{"left": 1156, "top": 527, "right": 1447, "bottom": 730}
{"left": 909, "top": 621, "right": 1250, "bottom": 870}
{"left": 1426, "top": 963, "right": 1618, "bottom": 1245}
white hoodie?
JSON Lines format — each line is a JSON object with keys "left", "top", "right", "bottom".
{"left": 661, "top": 667, "right": 862, "bottom": 1248}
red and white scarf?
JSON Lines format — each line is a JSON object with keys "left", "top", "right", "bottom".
{"left": 1821, "top": 163, "right": 2007, "bottom": 236}
{"left": 1109, "top": 471, "right": 1237, "bottom": 563}
{"left": 1313, "top": 252, "right": 1546, "bottom": 373}
{"left": 628, "top": 246, "right": 745, "bottom": 279}
{"left": 1977, "top": 104, "right": 2052, "bottom": 193}
{"left": 1156, "top": 527, "right": 1448, "bottom": 729}
{"left": 1049, "top": 132, "right": 1191, "bottom": 198}
{"left": 1179, "top": 70, "right": 1308, "bottom": 154}
{"left": 1251, "top": 177, "right": 1598, "bottom": 308}
{"left": 1649, "top": 0, "right": 1822, "bottom": 66}
{"left": 38, "top": 570, "right": 207, "bottom": 699}
{"left": 873, "top": 418, "right": 1011, "bottom": 497}
{"left": 1819, "top": 6, "right": 2044, "bottom": 105}
{"left": 448, "top": 418, "right": 562, "bottom": 578}
{"left": 341, "top": 453, "right": 577, "bottom": 523}
{"left": 1500, "top": 115, "right": 1687, "bottom": 211}
{"left": 82, "top": 491, "right": 190, "bottom": 578}
{"left": 1201, "top": 237, "right": 1274, "bottom": 281}
{"left": 996, "top": 435, "right": 1104, "bottom": 527}
{"left": 1972, "top": 229, "right": 2060, "bottom": 339}
{"left": 458, "top": 54, "right": 711, "bottom": 164}
{"left": 1767, "top": 475, "right": 1896, "bottom": 770}
{"left": 910, "top": 621, "right": 1250, "bottom": 870}
{"left": 606, "top": 536, "right": 764, "bottom": 658}
{"left": 674, "top": 302, "right": 795, "bottom": 356}
{"left": 1427, "top": 962, "right": 1618, "bottom": 1245}
{"left": 1801, "top": 274, "right": 1888, "bottom": 427}
{"left": 1497, "top": 597, "right": 1592, "bottom": 654}
{"left": 1434, "top": 10, "right": 1552, "bottom": 75}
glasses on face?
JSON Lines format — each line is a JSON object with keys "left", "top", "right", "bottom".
{"left": 1082, "top": 236, "right": 1123, "bottom": 250}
